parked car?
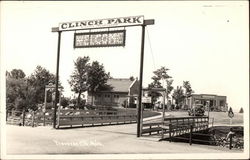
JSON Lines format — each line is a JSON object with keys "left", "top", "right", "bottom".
{"left": 188, "top": 104, "right": 205, "bottom": 116}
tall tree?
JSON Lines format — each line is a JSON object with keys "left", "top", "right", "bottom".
{"left": 68, "top": 56, "right": 90, "bottom": 106}
{"left": 87, "top": 61, "right": 110, "bottom": 105}
{"left": 27, "top": 65, "right": 58, "bottom": 106}
{"left": 6, "top": 69, "right": 36, "bottom": 111}
{"left": 172, "top": 86, "right": 185, "bottom": 109}
{"left": 152, "top": 66, "right": 171, "bottom": 87}
{"left": 6, "top": 67, "right": 57, "bottom": 111}
{"left": 6, "top": 76, "right": 25, "bottom": 110}
{"left": 9, "top": 69, "right": 26, "bottom": 79}
{"left": 166, "top": 79, "right": 174, "bottom": 99}
{"left": 183, "top": 81, "right": 194, "bottom": 108}
{"left": 148, "top": 67, "right": 172, "bottom": 107}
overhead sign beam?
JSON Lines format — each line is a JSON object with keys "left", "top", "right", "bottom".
{"left": 52, "top": 19, "right": 154, "bottom": 32}
{"left": 59, "top": 15, "right": 144, "bottom": 31}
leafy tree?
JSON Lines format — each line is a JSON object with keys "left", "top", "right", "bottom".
{"left": 10, "top": 69, "right": 26, "bottom": 79}
{"left": 6, "top": 67, "right": 57, "bottom": 111}
{"left": 61, "top": 97, "right": 70, "bottom": 107}
{"left": 147, "top": 67, "right": 172, "bottom": 107}
{"left": 68, "top": 56, "right": 90, "bottom": 106}
{"left": 6, "top": 77, "right": 25, "bottom": 110}
{"left": 147, "top": 83, "right": 162, "bottom": 107}
{"left": 183, "top": 81, "right": 194, "bottom": 108}
{"left": 69, "top": 57, "right": 111, "bottom": 106}
{"left": 166, "top": 79, "right": 174, "bottom": 98}
{"left": 172, "top": 86, "right": 185, "bottom": 109}
{"left": 6, "top": 70, "right": 36, "bottom": 111}
{"left": 129, "top": 76, "right": 135, "bottom": 81}
{"left": 87, "top": 61, "right": 111, "bottom": 105}
{"left": 27, "top": 65, "right": 58, "bottom": 108}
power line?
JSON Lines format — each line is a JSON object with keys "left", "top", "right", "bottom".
{"left": 146, "top": 27, "right": 156, "bottom": 70}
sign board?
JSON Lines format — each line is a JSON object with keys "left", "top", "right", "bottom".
{"left": 59, "top": 15, "right": 144, "bottom": 31}
{"left": 142, "top": 97, "right": 152, "bottom": 103}
{"left": 74, "top": 30, "right": 126, "bottom": 48}
{"left": 201, "top": 95, "right": 215, "bottom": 99}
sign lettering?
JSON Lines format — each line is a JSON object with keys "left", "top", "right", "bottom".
{"left": 59, "top": 16, "right": 144, "bottom": 31}
{"left": 142, "top": 97, "right": 152, "bottom": 103}
{"left": 74, "top": 30, "right": 126, "bottom": 48}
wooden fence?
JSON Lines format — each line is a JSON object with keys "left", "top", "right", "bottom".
{"left": 163, "top": 116, "right": 209, "bottom": 139}
{"left": 6, "top": 109, "right": 119, "bottom": 127}
{"left": 58, "top": 114, "right": 137, "bottom": 128}
{"left": 6, "top": 110, "right": 33, "bottom": 126}
{"left": 141, "top": 116, "right": 209, "bottom": 136}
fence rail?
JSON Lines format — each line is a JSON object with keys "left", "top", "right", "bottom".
{"left": 58, "top": 114, "right": 137, "bottom": 128}
{"left": 141, "top": 116, "right": 209, "bottom": 137}
{"left": 163, "top": 116, "right": 209, "bottom": 138}
{"left": 6, "top": 109, "right": 119, "bottom": 127}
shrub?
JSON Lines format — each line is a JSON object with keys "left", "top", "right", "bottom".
{"left": 239, "top": 107, "right": 244, "bottom": 113}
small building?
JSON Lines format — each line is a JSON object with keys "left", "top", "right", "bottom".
{"left": 186, "top": 94, "right": 227, "bottom": 111}
{"left": 87, "top": 78, "right": 139, "bottom": 107}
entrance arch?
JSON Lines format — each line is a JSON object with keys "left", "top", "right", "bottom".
{"left": 51, "top": 16, "right": 154, "bottom": 138}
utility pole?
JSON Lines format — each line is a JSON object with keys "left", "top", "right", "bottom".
{"left": 137, "top": 24, "right": 146, "bottom": 137}
{"left": 52, "top": 29, "right": 61, "bottom": 129}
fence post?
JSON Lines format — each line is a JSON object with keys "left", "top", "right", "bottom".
{"left": 229, "top": 134, "right": 233, "bottom": 150}
{"left": 189, "top": 125, "right": 193, "bottom": 145}
{"left": 43, "top": 112, "right": 46, "bottom": 126}
{"left": 32, "top": 111, "right": 35, "bottom": 127}
{"left": 169, "top": 124, "right": 172, "bottom": 142}
{"left": 150, "top": 125, "right": 152, "bottom": 136}
{"left": 22, "top": 108, "right": 25, "bottom": 126}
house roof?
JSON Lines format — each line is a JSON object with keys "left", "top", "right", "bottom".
{"left": 106, "top": 78, "right": 135, "bottom": 93}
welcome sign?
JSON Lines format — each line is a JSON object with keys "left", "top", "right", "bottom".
{"left": 74, "top": 30, "right": 126, "bottom": 48}
{"left": 59, "top": 15, "right": 144, "bottom": 31}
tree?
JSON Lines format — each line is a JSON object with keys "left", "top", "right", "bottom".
{"left": 166, "top": 79, "right": 174, "bottom": 99}
{"left": 239, "top": 107, "right": 244, "bottom": 113}
{"left": 172, "top": 86, "right": 185, "bottom": 109}
{"left": 68, "top": 56, "right": 90, "bottom": 106}
{"left": 148, "top": 67, "right": 172, "bottom": 107}
{"left": 6, "top": 69, "right": 36, "bottom": 111}
{"left": 87, "top": 61, "right": 111, "bottom": 105}
{"left": 6, "top": 77, "right": 25, "bottom": 110}
{"left": 152, "top": 66, "right": 171, "bottom": 87}
{"left": 27, "top": 65, "right": 58, "bottom": 107}
{"left": 9, "top": 69, "right": 26, "bottom": 79}
{"left": 183, "top": 81, "right": 194, "bottom": 109}
{"left": 61, "top": 97, "right": 70, "bottom": 107}
{"left": 6, "top": 67, "right": 57, "bottom": 111}
{"left": 129, "top": 76, "right": 135, "bottom": 81}
{"left": 69, "top": 57, "right": 111, "bottom": 106}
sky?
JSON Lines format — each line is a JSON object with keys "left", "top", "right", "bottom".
{"left": 1, "top": 1, "right": 249, "bottom": 111}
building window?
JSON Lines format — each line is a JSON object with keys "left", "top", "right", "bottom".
{"left": 105, "top": 94, "right": 110, "bottom": 98}
{"left": 220, "top": 100, "right": 225, "bottom": 106}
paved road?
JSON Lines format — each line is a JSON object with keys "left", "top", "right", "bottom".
{"left": 6, "top": 122, "right": 242, "bottom": 154}
{"left": 144, "top": 111, "right": 244, "bottom": 126}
